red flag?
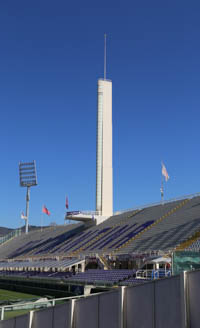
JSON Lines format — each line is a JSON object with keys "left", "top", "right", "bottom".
{"left": 42, "top": 205, "right": 50, "bottom": 216}
{"left": 66, "top": 196, "right": 69, "bottom": 209}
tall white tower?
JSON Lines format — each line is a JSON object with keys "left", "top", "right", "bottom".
{"left": 96, "top": 77, "right": 113, "bottom": 216}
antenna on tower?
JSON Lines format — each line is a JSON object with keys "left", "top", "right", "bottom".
{"left": 104, "top": 33, "right": 107, "bottom": 80}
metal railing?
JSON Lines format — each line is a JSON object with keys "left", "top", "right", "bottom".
{"left": 67, "top": 192, "right": 200, "bottom": 218}
{"left": 66, "top": 211, "right": 99, "bottom": 217}
{"left": 114, "top": 192, "right": 200, "bottom": 215}
{"left": 0, "top": 292, "right": 104, "bottom": 321}
{"left": 0, "top": 229, "right": 21, "bottom": 246}
{"left": 136, "top": 269, "right": 171, "bottom": 280}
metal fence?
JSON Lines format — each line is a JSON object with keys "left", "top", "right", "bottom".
{"left": 0, "top": 293, "right": 104, "bottom": 321}
{"left": 0, "top": 229, "right": 21, "bottom": 246}
{"left": 115, "top": 192, "right": 200, "bottom": 215}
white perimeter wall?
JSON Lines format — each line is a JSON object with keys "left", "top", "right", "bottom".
{"left": 74, "top": 290, "right": 120, "bottom": 328}
{"left": 187, "top": 269, "right": 200, "bottom": 328}
{"left": 0, "top": 314, "right": 29, "bottom": 328}
{"left": 124, "top": 276, "right": 182, "bottom": 328}
{"left": 2, "top": 270, "right": 200, "bottom": 328}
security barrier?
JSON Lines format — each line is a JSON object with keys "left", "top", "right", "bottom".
{"left": 1, "top": 269, "right": 200, "bottom": 327}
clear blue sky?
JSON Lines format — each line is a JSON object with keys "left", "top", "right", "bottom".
{"left": 0, "top": 0, "right": 199, "bottom": 228}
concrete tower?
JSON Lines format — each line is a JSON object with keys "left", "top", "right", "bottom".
{"left": 96, "top": 78, "right": 113, "bottom": 216}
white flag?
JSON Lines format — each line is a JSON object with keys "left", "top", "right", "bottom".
{"left": 21, "top": 212, "right": 27, "bottom": 220}
{"left": 161, "top": 162, "right": 169, "bottom": 182}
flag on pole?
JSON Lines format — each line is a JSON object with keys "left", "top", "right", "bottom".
{"left": 42, "top": 205, "right": 50, "bottom": 216}
{"left": 161, "top": 162, "right": 169, "bottom": 182}
{"left": 21, "top": 212, "right": 27, "bottom": 220}
{"left": 66, "top": 196, "right": 69, "bottom": 209}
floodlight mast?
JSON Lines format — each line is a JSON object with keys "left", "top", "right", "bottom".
{"left": 25, "top": 187, "right": 30, "bottom": 234}
{"left": 19, "top": 161, "right": 37, "bottom": 234}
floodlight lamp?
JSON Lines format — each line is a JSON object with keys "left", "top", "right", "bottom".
{"left": 19, "top": 160, "right": 37, "bottom": 187}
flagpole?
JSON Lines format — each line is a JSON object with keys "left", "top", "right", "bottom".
{"left": 161, "top": 171, "right": 164, "bottom": 204}
{"left": 41, "top": 214, "right": 43, "bottom": 232}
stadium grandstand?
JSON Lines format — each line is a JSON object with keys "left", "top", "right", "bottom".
{"left": 0, "top": 193, "right": 200, "bottom": 326}
{"left": 0, "top": 193, "right": 200, "bottom": 261}
{"left": 0, "top": 192, "right": 199, "bottom": 283}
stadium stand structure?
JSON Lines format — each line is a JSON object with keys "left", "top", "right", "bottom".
{"left": 0, "top": 223, "right": 84, "bottom": 259}
{"left": 0, "top": 194, "right": 200, "bottom": 261}
{"left": 64, "top": 269, "right": 135, "bottom": 285}
{"left": 1, "top": 194, "right": 200, "bottom": 327}
{"left": 185, "top": 238, "right": 200, "bottom": 251}
{"left": 0, "top": 258, "right": 85, "bottom": 271}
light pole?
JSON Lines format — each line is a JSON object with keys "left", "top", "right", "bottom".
{"left": 19, "top": 161, "right": 37, "bottom": 234}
